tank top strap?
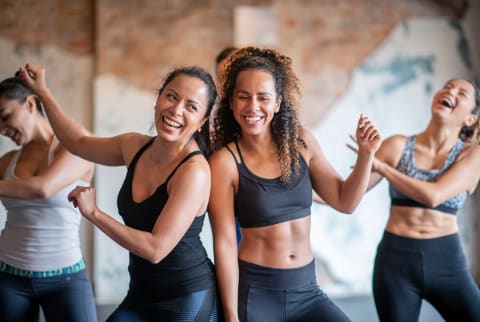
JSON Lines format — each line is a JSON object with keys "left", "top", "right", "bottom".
{"left": 164, "top": 151, "right": 203, "bottom": 186}
{"left": 233, "top": 138, "right": 246, "bottom": 164}
{"left": 3, "top": 150, "right": 22, "bottom": 179}
{"left": 47, "top": 136, "right": 59, "bottom": 165}
{"left": 225, "top": 145, "right": 240, "bottom": 165}
{"left": 448, "top": 139, "right": 464, "bottom": 161}
{"left": 128, "top": 137, "right": 156, "bottom": 171}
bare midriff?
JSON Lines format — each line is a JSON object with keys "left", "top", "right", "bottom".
{"left": 386, "top": 206, "right": 458, "bottom": 239}
{"left": 238, "top": 216, "right": 314, "bottom": 268}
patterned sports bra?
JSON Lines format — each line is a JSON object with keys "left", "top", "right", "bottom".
{"left": 389, "top": 136, "right": 467, "bottom": 215}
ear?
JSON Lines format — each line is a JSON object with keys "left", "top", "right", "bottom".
{"left": 25, "top": 95, "right": 37, "bottom": 114}
{"left": 465, "top": 113, "right": 478, "bottom": 127}
{"left": 197, "top": 116, "right": 209, "bottom": 132}
{"left": 274, "top": 95, "right": 282, "bottom": 113}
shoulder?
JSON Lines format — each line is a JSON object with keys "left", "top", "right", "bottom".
{"left": 381, "top": 134, "right": 408, "bottom": 149}
{"left": 458, "top": 141, "right": 480, "bottom": 162}
{"left": 209, "top": 144, "right": 238, "bottom": 178}
{"left": 119, "top": 133, "right": 154, "bottom": 165}
{"left": 170, "top": 152, "right": 210, "bottom": 190}
{"left": 376, "top": 134, "right": 408, "bottom": 166}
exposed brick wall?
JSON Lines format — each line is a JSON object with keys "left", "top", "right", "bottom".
{"left": 0, "top": 0, "right": 94, "bottom": 55}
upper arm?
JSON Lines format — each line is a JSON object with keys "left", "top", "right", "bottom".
{"left": 149, "top": 157, "right": 211, "bottom": 255}
{"left": 367, "top": 135, "right": 406, "bottom": 189}
{"left": 208, "top": 149, "right": 238, "bottom": 244}
{"left": 435, "top": 144, "right": 480, "bottom": 196}
{"left": 67, "top": 132, "right": 145, "bottom": 166}
{"left": 302, "top": 129, "right": 345, "bottom": 208}
{"left": 34, "top": 145, "right": 94, "bottom": 196}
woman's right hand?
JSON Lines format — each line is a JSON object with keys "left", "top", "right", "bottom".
{"left": 17, "top": 63, "right": 49, "bottom": 96}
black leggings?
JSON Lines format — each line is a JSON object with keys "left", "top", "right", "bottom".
{"left": 238, "top": 259, "right": 351, "bottom": 322}
{"left": 373, "top": 231, "right": 480, "bottom": 322}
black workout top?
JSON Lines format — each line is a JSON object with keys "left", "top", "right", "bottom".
{"left": 117, "top": 137, "right": 214, "bottom": 301}
{"left": 389, "top": 136, "right": 467, "bottom": 215}
{"left": 227, "top": 139, "right": 312, "bottom": 228}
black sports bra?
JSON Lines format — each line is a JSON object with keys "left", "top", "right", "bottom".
{"left": 227, "top": 140, "right": 312, "bottom": 228}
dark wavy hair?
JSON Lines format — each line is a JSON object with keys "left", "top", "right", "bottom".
{"left": 458, "top": 79, "right": 480, "bottom": 143}
{"left": 0, "top": 74, "right": 44, "bottom": 116}
{"left": 212, "top": 46, "right": 304, "bottom": 184}
{"left": 158, "top": 66, "right": 217, "bottom": 157}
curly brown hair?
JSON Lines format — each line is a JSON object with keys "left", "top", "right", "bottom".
{"left": 212, "top": 46, "right": 305, "bottom": 184}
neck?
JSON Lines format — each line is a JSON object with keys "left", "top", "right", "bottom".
{"left": 239, "top": 131, "right": 277, "bottom": 155}
{"left": 29, "top": 116, "right": 54, "bottom": 147}
{"left": 148, "top": 136, "right": 196, "bottom": 164}
{"left": 418, "top": 122, "right": 461, "bottom": 152}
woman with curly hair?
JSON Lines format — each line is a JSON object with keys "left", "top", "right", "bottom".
{"left": 208, "top": 46, "right": 382, "bottom": 322}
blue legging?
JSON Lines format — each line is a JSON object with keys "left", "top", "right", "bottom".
{"left": 0, "top": 269, "right": 97, "bottom": 322}
{"left": 106, "top": 287, "right": 220, "bottom": 322}
{"left": 373, "top": 231, "right": 480, "bottom": 322}
{"left": 238, "top": 259, "right": 351, "bottom": 322}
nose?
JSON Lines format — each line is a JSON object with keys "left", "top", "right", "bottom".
{"left": 245, "top": 97, "right": 260, "bottom": 112}
{"left": 170, "top": 101, "right": 185, "bottom": 116}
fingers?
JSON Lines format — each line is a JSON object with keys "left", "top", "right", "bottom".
{"left": 346, "top": 142, "right": 358, "bottom": 153}
{"left": 357, "top": 114, "right": 380, "bottom": 142}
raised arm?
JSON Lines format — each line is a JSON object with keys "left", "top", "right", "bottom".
{"left": 208, "top": 149, "right": 240, "bottom": 322}
{"left": 0, "top": 145, "right": 93, "bottom": 199}
{"left": 18, "top": 64, "right": 125, "bottom": 166}
{"left": 308, "top": 114, "right": 381, "bottom": 213}
{"left": 68, "top": 156, "right": 211, "bottom": 264}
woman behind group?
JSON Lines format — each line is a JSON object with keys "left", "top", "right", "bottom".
{"left": 19, "top": 63, "right": 221, "bottom": 321}
{"left": 0, "top": 75, "right": 96, "bottom": 321}
{"left": 209, "top": 46, "right": 381, "bottom": 322}
{"left": 363, "top": 79, "right": 480, "bottom": 322}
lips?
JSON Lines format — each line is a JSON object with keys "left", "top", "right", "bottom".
{"left": 243, "top": 115, "right": 263, "bottom": 125}
{"left": 439, "top": 97, "right": 454, "bottom": 109}
{"left": 162, "top": 116, "right": 182, "bottom": 129}
{"left": 1, "top": 128, "right": 21, "bottom": 145}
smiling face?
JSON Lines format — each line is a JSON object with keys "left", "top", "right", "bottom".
{"left": 231, "top": 69, "right": 281, "bottom": 137}
{"left": 154, "top": 74, "right": 209, "bottom": 145}
{"left": 432, "top": 79, "right": 475, "bottom": 125}
{"left": 0, "top": 96, "right": 36, "bottom": 146}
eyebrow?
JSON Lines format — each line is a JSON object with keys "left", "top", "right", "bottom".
{"left": 165, "top": 88, "right": 201, "bottom": 106}
{"left": 235, "top": 89, "right": 273, "bottom": 96}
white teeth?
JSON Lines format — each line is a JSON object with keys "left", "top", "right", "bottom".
{"left": 163, "top": 117, "right": 182, "bottom": 128}
{"left": 245, "top": 116, "right": 262, "bottom": 123}
{"left": 440, "top": 97, "right": 453, "bottom": 108}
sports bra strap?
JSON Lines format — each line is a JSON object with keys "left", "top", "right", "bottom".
{"left": 164, "top": 151, "right": 203, "bottom": 186}
{"left": 225, "top": 145, "right": 240, "bottom": 165}
{"left": 233, "top": 139, "right": 246, "bottom": 165}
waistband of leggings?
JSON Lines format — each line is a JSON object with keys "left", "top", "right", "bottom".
{"left": 238, "top": 259, "right": 316, "bottom": 289}
{"left": 380, "top": 230, "right": 460, "bottom": 251}
{"left": 0, "top": 259, "right": 86, "bottom": 278}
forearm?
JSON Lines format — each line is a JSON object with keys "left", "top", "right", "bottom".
{"left": 214, "top": 243, "right": 239, "bottom": 321}
{"left": 36, "top": 88, "right": 91, "bottom": 157}
{"left": 88, "top": 208, "right": 165, "bottom": 263}
{"left": 339, "top": 150, "right": 374, "bottom": 212}
{"left": 0, "top": 178, "right": 46, "bottom": 199}
{"left": 377, "top": 162, "right": 437, "bottom": 206}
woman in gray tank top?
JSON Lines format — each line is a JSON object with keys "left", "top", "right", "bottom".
{"left": 0, "top": 74, "right": 97, "bottom": 321}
